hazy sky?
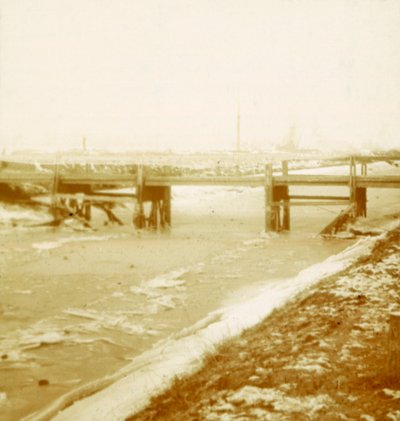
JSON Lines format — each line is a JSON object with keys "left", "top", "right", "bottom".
{"left": 1, "top": 0, "right": 399, "bottom": 152}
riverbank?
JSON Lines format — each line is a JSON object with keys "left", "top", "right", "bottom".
{"left": 129, "top": 225, "right": 400, "bottom": 421}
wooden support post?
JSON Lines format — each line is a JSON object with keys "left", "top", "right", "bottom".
{"left": 149, "top": 201, "right": 158, "bottom": 229}
{"left": 265, "top": 163, "right": 276, "bottom": 231}
{"left": 359, "top": 160, "right": 368, "bottom": 217}
{"left": 51, "top": 163, "right": 60, "bottom": 219}
{"left": 355, "top": 187, "right": 367, "bottom": 217}
{"left": 133, "top": 165, "right": 146, "bottom": 229}
{"left": 272, "top": 186, "right": 284, "bottom": 231}
{"left": 349, "top": 157, "right": 357, "bottom": 218}
{"left": 282, "top": 161, "right": 290, "bottom": 230}
{"left": 83, "top": 201, "right": 91, "bottom": 222}
{"left": 388, "top": 312, "right": 400, "bottom": 383}
{"left": 163, "top": 186, "right": 171, "bottom": 228}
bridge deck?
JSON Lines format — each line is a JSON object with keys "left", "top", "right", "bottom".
{"left": 1, "top": 172, "right": 399, "bottom": 188}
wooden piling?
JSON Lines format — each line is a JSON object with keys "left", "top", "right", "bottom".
{"left": 349, "top": 157, "right": 357, "bottom": 218}
{"left": 163, "top": 186, "right": 171, "bottom": 228}
{"left": 149, "top": 201, "right": 158, "bottom": 229}
{"left": 359, "top": 160, "right": 368, "bottom": 217}
{"left": 51, "top": 163, "right": 60, "bottom": 219}
{"left": 282, "top": 161, "right": 290, "bottom": 230}
{"left": 355, "top": 187, "right": 367, "bottom": 217}
{"left": 133, "top": 165, "right": 146, "bottom": 229}
{"left": 265, "top": 163, "right": 275, "bottom": 231}
{"left": 84, "top": 201, "right": 92, "bottom": 222}
{"left": 273, "top": 187, "right": 281, "bottom": 231}
{"left": 349, "top": 157, "right": 367, "bottom": 218}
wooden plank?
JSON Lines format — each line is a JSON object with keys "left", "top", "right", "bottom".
{"left": 0, "top": 171, "right": 399, "bottom": 189}
{"left": 148, "top": 174, "right": 400, "bottom": 188}
{"left": 356, "top": 176, "right": 400, "bottom": 188}
{"left": 63, "top": 194, "right": 134, "bottom": 203}
{"left": 289, "top": 195, "right": 350, "bottom": 201}
{"left": 91, "top": 191, "right": 136, "bottom": 198}
{"left": 34, "top": 193, "right": 135, "bottom": 204}
{"left": 60, "top": 174, "right": 136, "bottom": 184}
{"left": 145, "top": 175, "right": 264, "bottom": 187}
{"left": 275, "top": 201, "right": 351, "bottom": 206}
{"left": 273, "top": 175, "right": 350, "bottom": 186}
{"left": 0, "top": 172, "right": 53, "bottom": 183}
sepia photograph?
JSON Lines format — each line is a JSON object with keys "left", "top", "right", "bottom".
{"left": 0, "top": 1, "right": 399, "bottom": 420}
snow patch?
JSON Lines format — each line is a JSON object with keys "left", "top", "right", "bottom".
{"left": 360, "top": 416, "right": 375, "bottom": 421}
{"left": 383, "top": 389, "right": 400, "bottom": 400}
{"left": 225, "top": 386, "right": 333, "bottom": 414}
{"left": 387, "top": 411, "right": 400, "bottom": 421}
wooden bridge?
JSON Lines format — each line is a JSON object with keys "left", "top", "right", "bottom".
{"left": 0, "top": 156, "right": 399, "bottom": 233}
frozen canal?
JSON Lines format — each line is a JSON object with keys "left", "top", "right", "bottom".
{"left": 0, "top": 165, "right": 399, "bottom": 420}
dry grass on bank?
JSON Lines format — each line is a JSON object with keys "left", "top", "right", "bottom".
{"left": 128, "top": 226, "right": 400, "bottom": 421}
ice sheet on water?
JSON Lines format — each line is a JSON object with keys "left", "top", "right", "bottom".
{"left": 259, "top": 230, "right": 279, "bottom": 239}
{"left": 64, "top": 308, "right": 158, "bottom": 336}
{"left": 131, "top": 268, "right": 189, "bottom": 292}
{"left": 242, "top": 238, "right": 269, "bottom": 246}
{"left": 146, "top": 268, "right": 188, "bottom": 288}
{"left": 33, "top": 241, "right": 59, "bottom": 250}
{"left": 13, "top": 290, "right": 33, "bottom": 295}
{"left": 129, "top": 289, "right": 183, "bottom": 314}
{"left": 0, "top": 317, "right": 140, "bottom": 364}
{"left": 149, "top": 295, "right": 178, "bottom": 310}
{"left": 32, "top": 234, "right": 126, "bottom": 250}
{"left": 0, "top": 326, "right": 79, "bottom": 363}
{"left": 21, "top": 331, "right": 65, "bottom": 349}
{"left": 129, "top": 286, "right": 158, "bottom": 298}
{"left": 129, "top": 267, "right": 189, "bottom": 312}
